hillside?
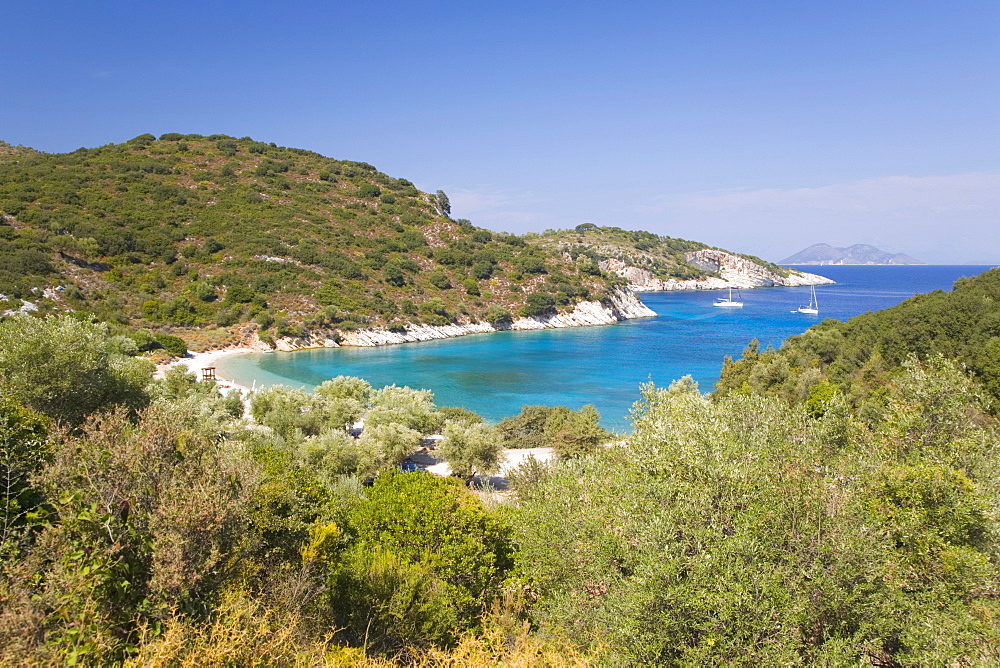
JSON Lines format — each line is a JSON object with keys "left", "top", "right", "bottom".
{"left": 0, "top": 140, "right": 39, "bottom": 158}
{"left": 532, "top": 225, "right": 833, "bottom": 290}
{"left": 781, "top": 242, "right": 923, "bottom": 265}
{"left": 0, "top": 134, "right": 640, "bottom": 349}
{"left": 715, "top": 266, "right": 1000, "bottom": 403}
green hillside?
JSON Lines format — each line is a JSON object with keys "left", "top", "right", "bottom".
{"left": 0, "top": 140, "right": 40, "bottom": 158}
{"left": 715, "top": 267, "right": 1000, "bottom": 404}
{"left": 0, "top": 134, "right": 625, "bottom": 347}
{"left": 530, "top": 223, "right": 789, "bottom": 281}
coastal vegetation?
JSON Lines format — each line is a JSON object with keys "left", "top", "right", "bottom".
{"left": 714, "top": 267, "right": 1000, "bottom": 405}
{"left": 532, "top": 224, "right": 790, "bottom": 281}
{"left": 0, "top": 134, "right": 786, "bottom": 354}
{"left": 496, "top": 403, "right": 610, "bottom": 458}
{"left": 0, "top": 134, "right": 640, "bottom": 349}
{"left": 2, "top": 133, "right": 998, "bottom": 663}
{"left": 3, "top": 264, "right": 1000, "bottom": 663}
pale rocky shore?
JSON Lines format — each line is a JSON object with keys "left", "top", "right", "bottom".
{"left": 162, "top": 251, "right": 821, "bottom": 384}
{"left": 158, "top": 288, "right": 656, "bottom": 389}
{"left": 155, "top": 290, "right": 656, "bottom": 386}
{"left": 270, "top": 287, "right": 656, "bottom": 351}
{"left": 603, "top": 249, "right": 835, "bottom": 292}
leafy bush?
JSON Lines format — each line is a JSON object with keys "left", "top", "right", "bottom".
{"left": 331, "top": 471, "right": 513, "bottom": 653}
{"left": 519, "top": 292, "right": 554, "bottom": 317}
{"left": 462, "top": 278, "right": 480, "bottom": 296}
{"left": 484, "top": 305, "right": 512, "bottom": 327}
{"left": 153, "top": 333, "right": 188, "bottom": 357}
{"left": 428, "top": 270, "right": 451, "bottom": 290}
{"left": 0, "top": 315, "right": 153, "bottom": 425}
{"left": 511, "top": 371, "right": 1000, "bottom": 663}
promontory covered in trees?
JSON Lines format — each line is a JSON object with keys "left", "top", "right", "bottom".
{"left": 0, "top": 133, "right": 828, "bottom": 352}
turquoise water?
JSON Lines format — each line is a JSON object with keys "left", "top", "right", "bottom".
{"left": 217, "top": 266, "right": 992, "bottom": 431}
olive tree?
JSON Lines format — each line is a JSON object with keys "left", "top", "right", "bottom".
{"left": 0, "top": 315, "right": 153, "bottom": 425}
{"left": 438, "top": 421, "right": 502, "bottom": 483}
{"left": 358, "top": 422, "right": 422, "bottom": 473}
{"left": 365, "top": 385, "right": 436, "bottom": 433}
{"left": 297, "top": 430, "right": 367, "bottom": 479}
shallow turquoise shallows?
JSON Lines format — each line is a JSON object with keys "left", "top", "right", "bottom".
{"left": 217, "top": 266, "right": 992, "bottom": 431}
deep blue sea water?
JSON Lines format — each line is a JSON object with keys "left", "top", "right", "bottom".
{"left": 217, "top": 266, "right": 993, "bottom": 432}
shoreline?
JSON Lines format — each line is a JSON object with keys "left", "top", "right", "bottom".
{"left": 151, "top": 291, "right": 652, "bottom": 397}
{"left": 151, "top": 279, "right": 823, "bottom": 395}
{"left": 155, "top": 346, "right": 263, "bottom": 396}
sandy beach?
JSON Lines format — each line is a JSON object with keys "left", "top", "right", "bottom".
{"left": 155, "top": 346, "right": 264, "bottom": 396}
{"left": 407, "top": 446, "right": 556, "bottom": 490}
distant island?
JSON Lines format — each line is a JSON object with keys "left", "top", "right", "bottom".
{"left": 781, "top": 243, "right": 923, "bottom": 265}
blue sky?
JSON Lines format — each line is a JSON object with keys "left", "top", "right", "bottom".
{"left": 3, "top": 1, "right": 998, "bottom": 263}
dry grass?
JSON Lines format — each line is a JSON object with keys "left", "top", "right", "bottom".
{"left": 122, "top": 592, "right": 597, "bottom": 668}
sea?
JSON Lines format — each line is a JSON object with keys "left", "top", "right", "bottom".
{"left": 216, "top": 265, "right": 994, "bottom": 432}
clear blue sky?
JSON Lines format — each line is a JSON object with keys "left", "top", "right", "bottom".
{"left": 3, "top": 1, "right": 998, "bottom": 263}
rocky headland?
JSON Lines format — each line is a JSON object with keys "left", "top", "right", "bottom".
{"left": 602, "top": 249, "right": 834, "bottom": 292}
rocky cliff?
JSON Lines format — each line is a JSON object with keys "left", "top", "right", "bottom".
{"left": 271, "top": 288, "right": 656, "bottom": 350}
{"left": 602, "top": 249, "right": 834, "bottom": 291}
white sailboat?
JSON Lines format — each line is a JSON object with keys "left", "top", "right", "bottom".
{"left": 794, "top": 285, "right": 819, "bottom": 314}
{"left": 713, "top": 286, "right": 743, "bottom": 308}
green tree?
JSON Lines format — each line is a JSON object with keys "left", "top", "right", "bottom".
{"left": 382, "top": 260, "right": 407, "bottom": 287}
{"left": 314, "top": 376, "right": 370, "bottom": 430}
{"left": 365, "top": 385, "right": 436, "bottom": 433}
{"left": 315, "top": 376, "right": 371, "bottom": 403}
{"left": 428, "top": 270, "right": 451, "bottom": 290}
{"left": 358, "top": 422, "right": 422, "bottom": 473}
{"left": 249, "top": 386, "right": 325, "bottom": 442}
{"left": 297, "top": 429, "right": 366, "bottom": 479}
{"left": 548, "top": 404, "right": 606, "bottom": 459}
{"left": 519, "top": 291, "right": 554, "bottom": 317}
{"left": 484, "top": 305, "right": 512, "bottom": 327}
{"left": 434, "top": 190, "right": 451, "bottom": 217}
{"left": 331, "top": 471, "right": 513, "bottom": 653}
{"left": 496, "top": 405, "right": 557, "bottom": 448}
{"left": 0, "top": 315, "right": 153, "bottom": 425}
{"left": 439, "top": 421, "right": 502, "bottom": 483}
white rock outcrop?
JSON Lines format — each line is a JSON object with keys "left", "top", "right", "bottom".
{"left": 272, "top": 288, "right": 656, "bottom": 351}
{"left": 602, "top": 250, "right": 835, "bottom": 292}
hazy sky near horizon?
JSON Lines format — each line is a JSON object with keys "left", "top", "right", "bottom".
{"left": 3, "top": 1, "right": 998, "bottom": 263}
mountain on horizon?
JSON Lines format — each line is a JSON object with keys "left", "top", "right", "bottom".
{"left": 780, "top": 243, "right": 923, "bottom": 266}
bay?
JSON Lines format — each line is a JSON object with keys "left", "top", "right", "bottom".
{"left": 217, "top": 265, "right": 992, "bottom": 431}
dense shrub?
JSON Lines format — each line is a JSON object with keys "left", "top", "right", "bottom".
{"left": 519, "top": 292, "right": 554, "bottom": 317}
{"left": 152, "top": 333, "right": 188, "bottom": 357}
{"left": 0, "top": 315, "right": 153, "bottom": 425}
{"left": 331, "top": 471, "right": 513, "bottom": 653}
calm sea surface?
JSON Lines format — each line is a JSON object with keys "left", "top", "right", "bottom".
{"left": 217, "top": 266, "right": 993, "bottom": 431}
